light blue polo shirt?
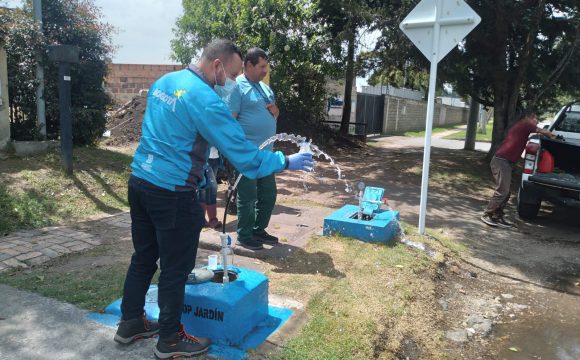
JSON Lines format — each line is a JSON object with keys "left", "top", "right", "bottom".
{"left": 131, "top": 67, "right": 286, "bottom": 191}
{"left": 226, "top": 74, "right": 277, "bottom": 150}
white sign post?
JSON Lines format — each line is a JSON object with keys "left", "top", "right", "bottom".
{"left": 400, "top": 0, "right": 480, "bottom": 234}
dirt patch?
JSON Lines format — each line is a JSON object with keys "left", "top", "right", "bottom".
{"left": 7, "top": 132, "right": 574, "bottom": 358}
{"left": 55, "top": 255, "right": 122, "bottom": 273}
{"left": 101, "top": 96, "right": 147, "bottom": 147}
{"left": 272, "top": 137, "right": 579, "bottom": 358}
{"left": 433, "top": 257, "right": 580, "bottom": 359}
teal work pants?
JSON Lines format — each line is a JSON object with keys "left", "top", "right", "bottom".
{"left": 236, "top": 173, "right": 277, "bottom": 241}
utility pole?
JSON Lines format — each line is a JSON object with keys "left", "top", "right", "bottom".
{"left": 48, "top": 45, "right": 79, "bottom": 175}
{"left": 33, "top": 0, "right": 46, "bottom": 139}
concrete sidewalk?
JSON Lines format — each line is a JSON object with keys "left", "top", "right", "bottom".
{"left": 0, "top": 244, "right": 305, "bottom": 360}
{"left": 0, "top": 203, "right": 329, "bottom": 272}
{"left": 369, "top": 134, "right": 491, "bottom": 152}
{"left": 0, "top": 284, "right": 165, "bottom": 360}
{"left": 0, "top": 204, "right": 323, "bottom": 359}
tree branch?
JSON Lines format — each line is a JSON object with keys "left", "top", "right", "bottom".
{"left": 531, "top": 26, "right": 579, "bottom": 105}
{"left": 531, "top": 45, "right": 576, "bottom": 105}
{"left": 468, "top": 92, "right": 494, "bottom": 108}
{"left": 508, "top": 0, "right": 545, "bottom": 121}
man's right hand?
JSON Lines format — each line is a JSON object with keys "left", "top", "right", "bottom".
{"left": 286, "top": 153, "right": 314, "bottom": 171}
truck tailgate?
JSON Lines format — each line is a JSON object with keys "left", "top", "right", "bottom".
{"left": 529, "top": 172, "right": 580, "bottom": 191}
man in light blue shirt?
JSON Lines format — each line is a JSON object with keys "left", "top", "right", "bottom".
{"left": 226, "top": 48, "right": 280, "bottom": 250}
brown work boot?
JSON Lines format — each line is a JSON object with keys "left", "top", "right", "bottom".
{"left": 154, "top": 324, "right": 211, "bottom": 359}
{"left": 114, "top": 314, "right": 159, "bottom": 344}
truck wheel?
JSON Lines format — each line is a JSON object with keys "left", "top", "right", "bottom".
{"left": 517, "top": 187, "right": 541, "bottom": 219}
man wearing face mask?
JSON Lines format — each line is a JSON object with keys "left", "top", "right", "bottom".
{"left": 113, "top": 39, "right": 313, "bottom": 359}
{"left": 224, "top": 48, "right": 281, "bottom": 251}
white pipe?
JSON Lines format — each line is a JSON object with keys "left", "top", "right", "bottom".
{"left": 219, "top": 233, "right": 229, "bottom": 284}
{"left": 358, "top": 189, "right": 363, "bottom": 220}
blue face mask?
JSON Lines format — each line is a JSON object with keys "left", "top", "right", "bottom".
{"left": 214, "top": 63, "right": 237, "bottom": 98}
{"left": 215, "top": 77, "right": 237, "bottom": 99}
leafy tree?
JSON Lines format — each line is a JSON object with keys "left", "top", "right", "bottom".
{"left": 364, "top": 0, "right": 579, "bottom": 156}
{"left": 1, "top": 0, "right": 114, "bottom": 145}
{"left": 172, "top": 0, "right": 335, "bottom": 137}
{"left": 314, "top": 0, "right": 381, "bottom": 135}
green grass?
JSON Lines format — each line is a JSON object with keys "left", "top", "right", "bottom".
{"left": 401, "top": 162, "right": 491, "bottom": 191}
{"left": 0, "top": 217, "right": 461, "bottom": 358}
{"left": 269, "top": 230, "right": 450, "bottom": 359}
{"left": 400, "top": 123, "right": 461, "bottom": 137}
{"left": 0, "top": 147, "right": 132, "bottom": 234}
{"left": 444, "top": 121, "right": 493, "bottom": 142}
{"left": 0, "top": 243, "right": 133, "bottom": 311}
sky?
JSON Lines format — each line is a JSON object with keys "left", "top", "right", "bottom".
{"left": 2, "top": 0, "right": 370, "bottom": 87}
{"left": 3, "top": 0, "right": 183, "bottom": 64}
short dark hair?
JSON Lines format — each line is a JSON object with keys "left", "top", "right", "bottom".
{"left": 516, "top": 108, "right": 536, "bottom": 121}
{"left": 244, "top": 47, "right": 268, "bottom": 66}
{"left": 201, "top": 39, "right": 242, "bottom": 64}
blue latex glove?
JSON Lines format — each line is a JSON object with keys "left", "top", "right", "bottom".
{"left": 286, "top": 153, "right": 314, "bottom": 171}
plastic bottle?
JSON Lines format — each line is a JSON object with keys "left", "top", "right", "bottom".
{"left": 219, "top": 233, "right": 234, "bottom": 284}
{"left": 225, "top": 235, "right": 234, "bottom": 267}
{"left": 297, "top": 140, "right": 313, "bottom": 173}
{"left": 299, "top": 140, "right": 312, "bottom": 154}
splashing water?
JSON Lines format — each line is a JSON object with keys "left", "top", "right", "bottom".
{"left": 229, "top": 133, "right": 352, "bottom": 194}
{"left": 390, "top": 216, "right": 437, "bottom": 258}
{"left": 309, "top": 142, "right": 353, "bottom": 193}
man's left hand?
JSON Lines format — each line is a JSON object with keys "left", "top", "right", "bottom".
{"left": 266, "top": 103, "right": 280, "bottom": 119}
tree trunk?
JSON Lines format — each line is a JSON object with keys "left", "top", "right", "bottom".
{"left": 487, "top": 0, "right": 546, "bottom": 161}
{"left": 339, "top": 28, "right": 356, "bottom": 135}
{"left": 489, "top": 91, "right": 507, "bottom": 160}
{"left": 464, "top": 98, "right": 479, "bottom": 150}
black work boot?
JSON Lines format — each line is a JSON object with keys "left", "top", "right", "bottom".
{"left": 253, "top": 230, "right": 279, "bottom": 245}
{"left": 237, "top": 237, "right": 264, "bottom": 250}
{"left": 114, "top": 314, "right": 159, "bottom": 344}
{"left": 154, "top": 324, "right": 211, "bottom": 359}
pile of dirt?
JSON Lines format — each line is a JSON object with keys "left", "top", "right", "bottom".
{"left": 101, "top": 95, "right": 147, "bottom": 146}
{"left": 100, "top": 93, "right": 365, "bottom": 150}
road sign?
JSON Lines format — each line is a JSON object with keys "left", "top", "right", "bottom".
{"left": 399, "top": 0, "right": 480, "bottom": 234}
{"left": 400, "top": 0, "right": 480, "bottom": 63}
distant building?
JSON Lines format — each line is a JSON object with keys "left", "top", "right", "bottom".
{"left": 360, "top": 85, "right": 424, "bottom": 101}
{"left": 324, "top": 79, "right": 358, "bottom": 133}
{"left": 436, "top": 96, "right": 468, "bottom": 108}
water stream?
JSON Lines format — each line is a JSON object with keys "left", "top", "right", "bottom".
{"left": 230, "top": 133, "right": 353, "bottom": 194}
{"left": 262, "top": 134, "right": 437, "bottom": 256}
{"left": 232, "top": 133, "right": 437, "bottom": 257}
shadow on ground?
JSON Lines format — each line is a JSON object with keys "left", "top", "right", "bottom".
{"left": 275, "top": 143, "right": 580, "bottom": 295}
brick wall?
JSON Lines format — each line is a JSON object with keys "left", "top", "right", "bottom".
{"left": 382, "top": 95, "right": 469, "bottom": 134}
{"left": 105, "top": 64, "right": 184, "bottom": 104}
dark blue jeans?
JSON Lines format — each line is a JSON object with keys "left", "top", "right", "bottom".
{"left": 121, "top": 175, "right": 204, "bottom": 339}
